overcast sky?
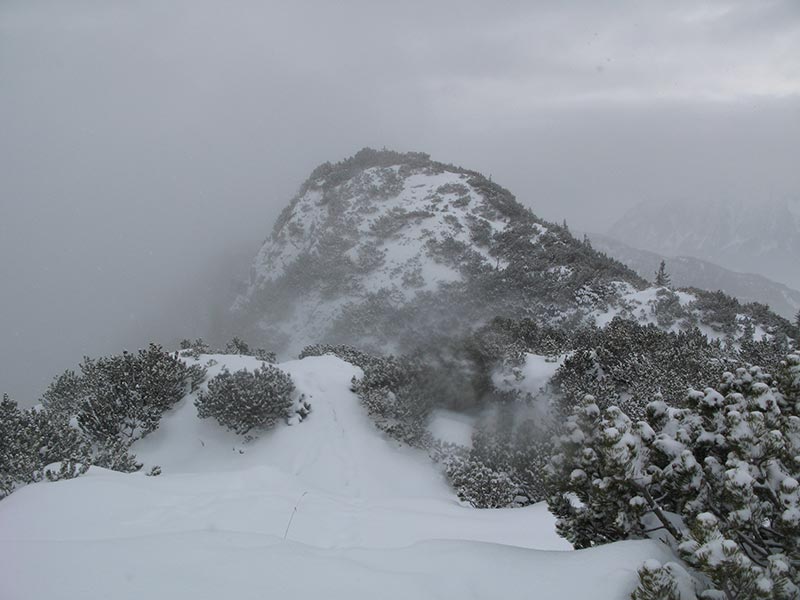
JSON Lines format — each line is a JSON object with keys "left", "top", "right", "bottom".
{"left": 1, "top": 0, "right": 799, "bottom": 403}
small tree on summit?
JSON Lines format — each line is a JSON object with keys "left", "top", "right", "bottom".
{"left": 654, "top": 260, "right": 671, "bottom": 287}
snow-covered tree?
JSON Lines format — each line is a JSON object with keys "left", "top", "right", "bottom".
{"left": 41, "top": 370, "right": 84, "bottom": 421}
{"left": 195, "top": 365, "right": 295, "bottom": 436}
{"left": 179, "top": 338, "right": 210, "bottom": 358}
{"left": 225, "top": 337, "right": 251, "bottom": 355}
{"left": 1, "top": 395, "right": 92, "bottom": 499}
{"left": 548, "top": 351, "right": 800, "bottom": 599}
{"left": 631, "top": 560, "right": 694, "bottom": 600}
{"left": 655, "top": 260, "right": 672, "bottom": 287}
{"left": 546, "top": 395, "right": 666, "bottom": 547}
{"left": 438, "top": 445, "right": 520, "bottom": 508}
{"left": 552, "top": 318, "right": 724, "bottom": 420}
{"left": 77, "top": 344, "right": 194, "bottom": 443}
{"left": 0, "top": 394, "right": 34, "bottom": 498}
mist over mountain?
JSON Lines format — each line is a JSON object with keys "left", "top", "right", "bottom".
{"left": 608, "top": 198, "right": 800, "bottom": 290}
{"left": 586, "top": 231, "right": 800, "bottom": 320}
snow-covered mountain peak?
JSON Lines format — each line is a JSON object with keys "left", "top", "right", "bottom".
{"left": 233, "top": 148, "right": 644, "bottom": 354}
{"left": 248, "top": 165, "right": 507, "bottom": 294}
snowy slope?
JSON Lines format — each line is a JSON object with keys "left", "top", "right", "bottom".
{"left": 0, "top": 354, "right": 672, "bottom": 600}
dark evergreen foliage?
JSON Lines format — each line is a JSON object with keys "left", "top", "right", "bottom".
{"left": 225, "top": 337, "right": 251, "bottom": 355}
{"left": 552, "top": 317, "right": 728, "bottom": 420}
{"left": 655, "top": 260, "right": 672, "bottom": 287}
{"left": 13, "top": 343, "right": 208, "bottom": 489}
{"left": 179, "top": 338, "right": 210, "bottom": 358}
{"left": 41, "top": 370, "right": 84, "bottom": 422}
{"left": 75, "top": 344, "right": 199, "bottom": 443}
{"left": 195, "top": 365, "right": 295, "bottom": 436}
{"left": 1, "top": 395, "right": 91, "bottom": 499}
{"left": 547, "top": 351, "right": 800, "bottom": 598}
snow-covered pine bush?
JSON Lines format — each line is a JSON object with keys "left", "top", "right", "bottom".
{"left": 631, "top": 560, "right": 694, "bottom": 600}
{"left": 303, "top": 344, "right": 430, "bottom": 444}
{"left": 654, "top": 289, "right": 684, "bottom": 329}
{"left": 41, "top": 369, "right": 85, "bottom": 422}
{"left": 552, "top": 317, "right": 725, "bottom": 420}
{"left": 179, "top": 338, "right": 210, "bottom": 359}
{"left": 546, "top": 395, "right": 659, "bottom": 548}
{"left": 195, "top": 365, "right": 295, "bottom": 436}
{"left": 76, "top": 344, "right": 197, "bottom": 444}
{"left": 224, "top": 337, "right": 251, "bottom": 355}
{"left": 254, "top": 348, "right": 277, "bottom": 363}
{"left": 35, "top": 344, "right": 204, "bottom": 476}
{"left": 369, "top": 207, "right": 434, "bottom": 239}
{"left": 438, "top": 445, "right": 520, "bottom": 508}
{"left": 352, "top": 356, "right": 434, "bottom": 447}
{"left": 547, "top": 350, "right": 800, "bottom": 599}
{"left": 299, "top": 343, "right": 384, "bottom": 371}
{"left": 0, "top": 394, "right": 35, "bottom": 498}
{"left": 26, "top": 407, "right": 92, "bottom": 479}
{"left": 91, "top": 437, "right": 142, "bottom": 473}
{"left": 0, "top": 395, "right": 91, "bottom": 499}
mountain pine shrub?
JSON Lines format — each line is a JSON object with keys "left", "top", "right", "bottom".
{"left": 225, "top": 337, "right": 251, "bottom": 355}
{"left": 552, "top": 318, "right": 726, "bottom": 420}
{"left": 195, "top": 365, "right": 295, "bottom": 436}
{"left": 547, "top": 351, "right": 800, "bottom": 599}
{"left": 179, "top": 338, "right": 210, "bottom": 359}
{"left": 41, "top": 369, "right": 85, "bottom": 422}
{"left": 76, "top": 344, "right": 199, "bottom": 443}
{"left": 437, "top": 443, "right": 520, "bottom": 508}
{"left": 631, "top": 560, "right": 694, "bottom": 600}
{"left": 1, "top": 395, "right": 91, "bottom": 499}
{"left": 36, "top": 344, "right": 205, "bottom": 478}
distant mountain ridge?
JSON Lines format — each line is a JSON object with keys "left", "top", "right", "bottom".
{"left": 586, "top": 232, "right": 800, "bottom": 320}
{"left": 608, "top": 198, "right": 800, "bottom": 290}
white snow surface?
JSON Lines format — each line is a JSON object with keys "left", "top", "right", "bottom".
{"left": 428, "top": 409, "right": 476, "bottom": 448}
{"left": 0, "top": 354, "right": 672, "bottom": 599}
{"left": 491, "top": 353, "right": 564, "bottom": 422}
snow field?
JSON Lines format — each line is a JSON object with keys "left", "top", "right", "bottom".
{"left": 0, "top": 354, "right": 671, "bottom": 599}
